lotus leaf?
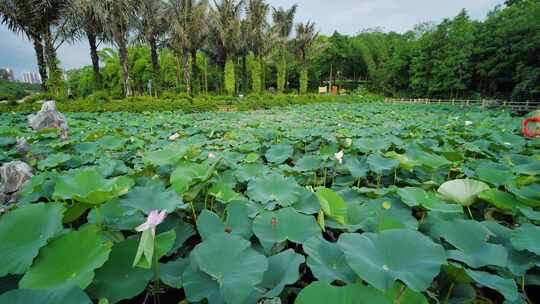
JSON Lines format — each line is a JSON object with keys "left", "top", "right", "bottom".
{"left": 438, "top": 179, "right": 490, "bottom": 206}
{"left": 511, "top": 223, "right": 540, "bottom": 255}
{"left": 295, "top": 281, "right": 390, "bottom": 304}
{"left": 0, "top": 203, "right": 65, "bottom": 276}
{"left": 247, "top": 174, "right": 302, "bottom": 208}
{"left": 303, "top": 236, "right": 357, "bottom": 283}
{"left": 53, "top": 169, "right": 134, "bottom": 204}
{"left": 188, "top": 232, "right": 268, "bottom": 304}
{"left": 339, "top": 229, "right": 447, "bottom": 292}
{"left": 260, "top": 249, "right": 305, "bottom": 297}
{"left": 465, "top": 269, "right": 519, "bottom": 301}
{"left": 119, "top": 182, "right": 186, "bottom": 214}
{"left": 88, "top": 238, "right": 153, "bottom": 303}
{"left": 265, "top": 144, "right": 293, "bottom": 164}
{"left": 315, "top": 188, "right": 348, "bottom": 224}
{"left": 0, "top": 286, "right": 92, "bottom": 304}
{"left": 196, "top": 203, "right": 252, "bottom": 240}
{"left": 253, "top": 207, "right": 321, "bottom": 251}
{"left": 19, "top": 225, "right": 112, "bottom": 289}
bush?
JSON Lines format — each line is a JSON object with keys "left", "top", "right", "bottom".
{"left": 22, "top": 92, "right": 58, "bottom": 104}
{"left": 0, "top": 94, "right": 380, "bottom": 114}
{"left": 0, "top": 93, "right": 16, "bottom": 102}
{"left": 85, "top": 91, "right": 111, "bottom": 103}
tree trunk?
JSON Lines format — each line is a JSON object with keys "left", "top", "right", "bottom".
{"left": 191, "top": 49, "right": 198, "bottom": 94}
{"left": 149, "top": 35, "right": 160, "bottom": 76}
{"left": 260, "top": 56, "right": 265, "bottom": 92}
{"left": 32, "top": 36, "right": 48, "bottom": 91}
{"left": 174, "top": 54, "right": 181, "bottom": 89}
{"left": 241, "top": 55, "right": 248, "bottom": 94}
{"left": 117, "top": 38, "right": 131, "bottom": 97}
{"left": 43, "top": 25, "right": 59, "bottom": 74}
{"left": 182, "top": 49, "right": 191, "bottom": 95}
{"left": 87, "top": 30, "right": 102, "bottom": 87}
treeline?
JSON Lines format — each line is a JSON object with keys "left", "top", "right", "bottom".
{"left": 1, "top": 0, "right": 539, "bottom": 100}
{"left": 322, "top": 0, "right": 540, "bottom": 100}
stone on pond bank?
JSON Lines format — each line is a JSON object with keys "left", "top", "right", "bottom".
{"left": 28, "top": 100, "right": 69, "bottom": 140}
{"left": 0, "top": 161, "right": 33, "bottom": 205}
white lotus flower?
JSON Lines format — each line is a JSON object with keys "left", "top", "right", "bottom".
{"left": 465, "top": 121, "right": 473, "bottom": 126}
{"left": 334, "top": 150, "right": 344, "bottom": 164}
{"left": 169, "top": 133, "right": 180, "bottom": 141}
{"left": 208, "top": 152, "right": 217, "bottom": 159}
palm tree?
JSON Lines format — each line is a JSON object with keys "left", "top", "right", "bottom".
{"left": 272, "top": 4, "right": 297, "bottom": 93}
{"left": 245, "top": 0, "right": 269, "bottom": 57}
{"left": 0, "top": 0, "right": 48, "bottom": 90}
{"left": 33, "top": 0, "right": 71, "bottom": 88}
{"left": 96, "top": 0, "right": 134, "bottom": 97}
{"left": 66, "top": 0, "right": 104, "bottom": 86}
{"left": 295, "top": 21, "right": 319, "bottom": 94}
{"left": 245, "top": 0, "right": 269, "bottom": 92}
{"left": 167, "top": 0, "right": 196, "bottom": 94}
{"left": 134, "top": 0, "right": 167, "bottom": 78}
{"left": 188, "top": 0, "right": 209, "bottom": 93}
{"left": 209, "top": 0, "right": 243, "bottom": 66}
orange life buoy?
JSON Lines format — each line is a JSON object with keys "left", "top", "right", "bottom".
{"left": 522, "top": 117, "right": 540, "bottom": 138}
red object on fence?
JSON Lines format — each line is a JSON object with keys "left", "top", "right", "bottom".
{"left": 522, "top": 117, "right": 540, "bottom": 138}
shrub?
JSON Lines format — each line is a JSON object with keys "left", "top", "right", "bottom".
{"left": 224, "top": 59, "right": 236, "bottom": 96}
{"left": 85, "top": 91, "right": 111, "bottom": 103}
{"left": 22, "top": 92, "right": 58, "bottom": 104}
{"left": 0, "top": 94, "right": 380, "bottom": 114}
{"left": 0, "top": 93, "right": 16, "bottom": 102}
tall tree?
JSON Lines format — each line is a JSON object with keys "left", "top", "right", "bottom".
{"left": 34, "top": 0, "right": 71, "bottom": 95}
{"left": 245, "top": 0, "right": 269, "bottom": 92}
{"left": 167, "top": 0, "right": 209, "bottom": 94}
{"left": 66, "top": 0, "right": 104, "bottom": 87}
{"left": 188, "top": 0, "right": 209, "bottom": 94}
{"left": 0, "top": 0, "right": 48, "bottom": 90}
{"left": 134, "top": 0, "right": 167, "bottom": 79}
{"left": 272, "top": 4, "right": 297, "bottom": 93}
{"left": 295, "top": 21, "right": 318, "bottom": 94}
{"left": 208, "top": 0, "right": 243, "bottom": 93}
{"left": 97, "top": 0, "right": 134, "bottom": 97}
{"left": 209, "top": 0, "right": 243, "bottom": 66}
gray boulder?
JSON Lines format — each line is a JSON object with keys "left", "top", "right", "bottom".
{"left": 0, "top": 161, "right": 33, "bottom": 204}
{"left": 15, "top": 137, "right": 30, "bottom": 154}
{"left": 28, "top": 100, "right": 69, "bottom": 140}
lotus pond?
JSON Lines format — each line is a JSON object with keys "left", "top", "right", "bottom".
{"left": 1, "top": 102, "right": 540, "bottom": 304}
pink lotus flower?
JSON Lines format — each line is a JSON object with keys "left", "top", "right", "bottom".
{"left": 136, "top": 210, "right": 167, "bottom": 235}
{"left": 334, "top": 150, "right": 344, "bottom": 164}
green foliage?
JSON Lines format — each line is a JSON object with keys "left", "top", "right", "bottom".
{"left": 224, "top": 59, "right": 236, "bottom": 96}
{"left": 299, "top": 67, "right": 308, "bottom": 94}
{"left": 248, "top": 53, "right": 262, "bottom": 93}
{"left": 0, "top": 80, "right": 41, "bottom": 100}
{"left": 276, "top": 57, "right": 286, "bottom": 93}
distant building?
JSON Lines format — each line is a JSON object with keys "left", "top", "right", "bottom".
{"left": 5, "top": 68, "right": 14, "bottom": 82}
{"left": 0, "top": 67, "right": 15, "bottom": 82}
{"left": 22, "top": 72, "right": 41, "bottom": 84}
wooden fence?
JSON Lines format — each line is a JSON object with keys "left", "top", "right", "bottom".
{"left": 384, "top": 98, "right": 540, "bottom": 112}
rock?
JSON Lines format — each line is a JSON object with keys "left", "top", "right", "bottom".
{"left": 15, "top": 137, "right": 30, "bottom": 154}
{"left": 28, "top": 100, "right": 69, "bottom": 140}
{"left": 0, "top": 161, "right": 33, "bottom": 198}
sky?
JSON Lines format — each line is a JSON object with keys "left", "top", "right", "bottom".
{"left": 0, "top": 0, "right": 505, "bottom": 80}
